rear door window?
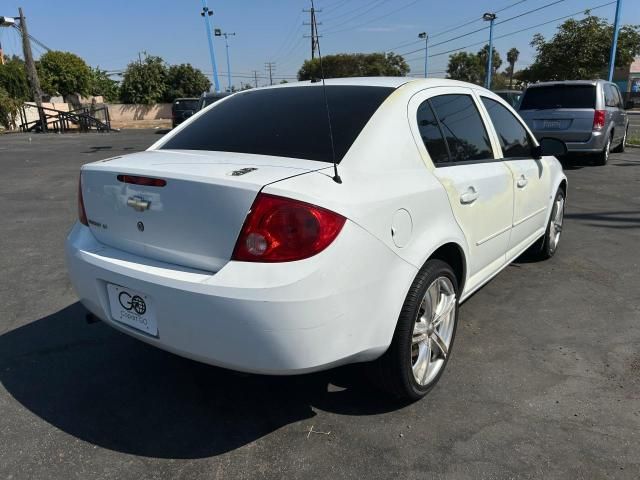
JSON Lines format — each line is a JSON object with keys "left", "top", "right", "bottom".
{"left": 428, "top": 94, "right": 493, "bottom": 163}
{"left": 162, "top": 86, "right": 394, "bottom": 163}
{"left": 416, "top": 100, "right": 450, "bottom": 164}
{"left": 481, "top": 97, "right": 532, "bottom": 158}
{"left": 604, "top": 84, "right": 618, "bottom": 107}
{"left": 520, "top": 85, "right": 596, "bottom": 110}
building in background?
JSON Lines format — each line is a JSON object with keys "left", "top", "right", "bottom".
{"left": 614, "top": 56, "right": 640, "bottom": 105}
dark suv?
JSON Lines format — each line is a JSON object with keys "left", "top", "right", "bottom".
{"left": 518, "top": 80, "right": 631, "bottom": 165}
{"left": 171, "top": 98, "right": 198, "bottom": 128}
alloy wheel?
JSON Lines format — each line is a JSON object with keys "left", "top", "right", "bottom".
{"left": 411, "top": 277, "right": 457, "bottom": 386}
{"left": 549, "top": 195, "right": 564, "bottom": 251}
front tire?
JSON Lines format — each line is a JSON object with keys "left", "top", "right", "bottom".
{"left": 527, "top": 188, "right": 565, "bottom": 260}
{"left": 372, "top": 259, "right": 459, "bottom": 401}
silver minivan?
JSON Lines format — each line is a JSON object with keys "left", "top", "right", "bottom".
{"left": 518, "top": 80, "right": 631, "bottom": 165}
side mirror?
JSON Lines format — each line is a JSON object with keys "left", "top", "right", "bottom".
{"left": 624, "top": 100, "right": 634, "bottom": 110}
{"left": 533, "top": 137, "right": 567, "bottom": 159}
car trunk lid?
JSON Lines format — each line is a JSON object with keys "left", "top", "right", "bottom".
{"left": 81, "top": 149, "right": 326, "bottom": 272}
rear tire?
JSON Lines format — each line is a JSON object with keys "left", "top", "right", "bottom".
{"left": 612, "top": 126, "right": 627, "bottom": 153}
{"left": 371, "top": 259, "right": 459, "bottom": 401}
{"left": 595, "top": 133, "right": 612, "bottom": 165}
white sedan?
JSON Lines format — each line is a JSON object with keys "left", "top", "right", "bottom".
{"left": 66, "top": 78, "right": 567, "bottom": 400}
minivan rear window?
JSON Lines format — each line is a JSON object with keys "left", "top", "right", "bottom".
{"left": 163, "top": 86, "right": 394, "bottom": 163}
{"left": 520, "top": 85, "right": 596, "bottom": 110}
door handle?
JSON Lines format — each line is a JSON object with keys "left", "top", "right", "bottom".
{"left": 460, "top": 187, "right": 479, "bottom": 205}
{"left": 517, "top": 175, "right": 528, "bottom": 188}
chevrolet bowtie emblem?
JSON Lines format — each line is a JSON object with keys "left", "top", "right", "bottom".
{"left": 126, "top": 195, "right": 151, "bottom": 212}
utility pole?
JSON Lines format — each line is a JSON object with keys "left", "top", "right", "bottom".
{"left": 418, "top": 32, "right": 428, "bottom": 78}
{"left": 215, "top": 29, "right": 236, "bottom": 92}
{"left": 18, "top": 7, "right": 46, "bottom": 132}
{"left": 483, "top": 12, "right": 497, "bottom": 90}
{"left": 252, "top": 70, "right": 259, "bottom": 88}
{"left": 0, "top": 40, "right": 5, "bottom": 65}
{"left": 200, "top": 0, "right": 221, "bottom": 93}
{"left": 608, "top": 0, "right": 623, "bottom": 81}
{"left": 265, "top": 62, "right": 275, "bottom": 86}
{"left": 303, "top": 7, "right": 321, "bottom": 59}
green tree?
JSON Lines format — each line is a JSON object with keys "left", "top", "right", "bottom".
{"left": 119, "top": 55, "right": 168, "bottom": 104}
{"left": 37, "top": 50, "right": 92, "bottom": 97}
{"left": 297, "top": 52, "right": 409, "bottom": 80}
{"left": 521, "top": 13, "right": 640, "bottom": 82}
{"left": 0, "top": 55, "right": 30, "bottom": 100}
{"left": 164, "top": 63, "right": 211, "bottom": 101}
{"left": 506, "top": 47, "right": 519, "bottom": 89}
{"left": 477, "top": 44, "right": 502, "bottom": 86}
{"left": 446, "top": 52, "right": 483, "bottom": 84}
{"left": 0, "top": 86, "right": 22, "bottom": 129}
{"left": 88, "top": 67, "right": 119, "bottom": 102}
{"left": 447, "top": 46, "right": 503, "bottom": 87}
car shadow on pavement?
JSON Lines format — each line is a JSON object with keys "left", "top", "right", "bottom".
{"left": 0, "top": 303, "right": 402, "bottom": 459}
{"left": 564, "top": 210, "right": 640, "bottom": 230}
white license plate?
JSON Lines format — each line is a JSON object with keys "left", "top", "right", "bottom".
{"left": 543, "top": 120, "right": 561, "bottom": 129}
{"left": 107, "top": 284, "right": 158, "bottom": 336}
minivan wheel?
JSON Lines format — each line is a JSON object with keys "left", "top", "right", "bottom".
{"left": 595, "top": 134, "right": 612, "bottom": 165}
{"left": 612, "top": 127, "right": 627, "bottom": 153}
{"left": 372, "top": 259, "right": 459, "bottom": 401}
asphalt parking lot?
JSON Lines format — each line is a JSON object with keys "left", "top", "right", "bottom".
{"left": 1, "top": 130, "right": 639, "bottom": 479}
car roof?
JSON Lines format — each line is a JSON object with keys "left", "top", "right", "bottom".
{"left": 259, "top": 76, "right": 489, "bottom": 91}
{"left": 526, "top": 80, "right": 606, "bottom": 88}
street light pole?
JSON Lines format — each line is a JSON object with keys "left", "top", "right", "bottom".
{"left": 418, "top": 32, "right": 428, "bottom": 78}
{"left": 200, "top": 0, "right": 221, "bottom": 93}
{"left": 216, "top": 30, "right": 235, "bottom": 92}
{"left": 608, "top": 0, "right": 623, "bottom": 82}
{"left": 483, "top": 13, "right": 497, "bottom": 90}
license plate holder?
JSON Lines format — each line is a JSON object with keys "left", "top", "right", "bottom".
{"left": 107, "top": 283, "right": 158, "bottom": 336}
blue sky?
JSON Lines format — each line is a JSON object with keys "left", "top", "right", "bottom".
{"left": 0, "top": 0, "right": 637, "bottom": 88}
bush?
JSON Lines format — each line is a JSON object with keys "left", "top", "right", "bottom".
{"left": 0, "top": 87, "right": 22, "bottom": 130}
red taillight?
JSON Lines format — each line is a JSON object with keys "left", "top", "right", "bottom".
{"left": 78, "top": 173, "right": 88, "bottom": 226}
{"left": 232, "top": 193, "right": 346, "bottom": 262}
{"left": 593, "top": 110, "right": 606, "bottom": 130}
{"left": 117, "top": 174, "right": 167, "bottom": 187}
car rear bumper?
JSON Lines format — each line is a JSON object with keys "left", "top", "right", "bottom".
{"left": 531, "top": 130, "right": 607, "bottom": 153}
{"left": 65, "top": 222, "right": 415, "bottom": 374}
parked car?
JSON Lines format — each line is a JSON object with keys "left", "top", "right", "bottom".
{"left": 66, "top": 78, "right": 567, "bottom": 401}
{"left": 171, "top": 98, "right": 198, "bottom": 128}
{"left": 518, "top": 80, "right": 631, "bottom": 165}
{"left": 494, "top": 89, "right": 522, "bottom": 108}
{"left": 197, "top": 91, "right": 231, "bottom": 111}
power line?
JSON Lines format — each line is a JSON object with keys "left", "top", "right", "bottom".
{"left": 11, "top": 24, "right": 52, "bottom": 52}
{"left": 323, "top": 0, "right": 421, "bottom": 35}
{"left": 270, "top": 11, "right": 303, "bottom": 61}
{"left": 321, "top": 0, "right": 387, "bottom": 23}
{"left": 396, "top": 0, "right": 569, "bottom": 58}
{"left": 319, "top": 0, "right": 356, "bottom": 15}
{"left": 404, "top": 0, "right": 615, "bottom": 64}
{"left": 385, "top": 0, "right": 527, "bottom": 53}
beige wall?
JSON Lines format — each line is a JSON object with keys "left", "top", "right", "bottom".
{"left": 108, "top": 104, "right": 172, "bottom": 122}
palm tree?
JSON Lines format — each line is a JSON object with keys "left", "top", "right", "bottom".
{"left": 507, "top": 48, "right": 519, "bottom": 89}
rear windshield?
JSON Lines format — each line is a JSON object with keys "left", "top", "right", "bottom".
{"left": 520, "top": 85, "right": 596, "bottom": 110}
{"left": 173, "top": 99, "right": 198, "bottom": 111}
{"left": 161, "top": 86, "right": 395, "bottom": 163}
